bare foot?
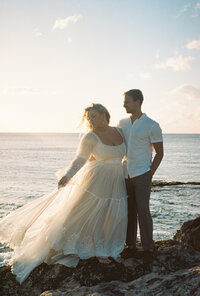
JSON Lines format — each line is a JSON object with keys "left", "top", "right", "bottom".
{"left": 97, "top": 257, "right": 112, "bottom": 264}
{"left": 114, "top": 257, "right": 124, "bottom": 263}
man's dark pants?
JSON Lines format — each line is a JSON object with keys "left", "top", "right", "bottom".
{"left": 125, "top": 170, "right": 154, "bottom": 250}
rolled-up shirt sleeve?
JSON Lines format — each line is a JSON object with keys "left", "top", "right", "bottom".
{"left": 149, "top": 123, "right": 163, "bottom": 143}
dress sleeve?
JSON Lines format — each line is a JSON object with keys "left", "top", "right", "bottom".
{"left": 56, "top": 133, "right": 97, "bottom": 182}
{"left": 149, "top": 123, "right": 163, "bottom": 143}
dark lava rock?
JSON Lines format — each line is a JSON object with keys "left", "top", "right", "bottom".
{"left": 152, "top": 180, "right": 200, "bottom": 186}
{"left": 174, "top": 215, "right": 200, "bottom": 252}
{"left": 1, "top": 218, "right": 200, "bottom": 295}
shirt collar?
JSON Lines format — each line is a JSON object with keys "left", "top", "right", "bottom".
{"left": 139, "top": 113, "right": 147, "bottom": 120}
{"left": 129, "top": 113, "right": 147, "bottom": 123}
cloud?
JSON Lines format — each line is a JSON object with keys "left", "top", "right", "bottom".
{"left": 5, "top": 88, "right": 40, "bottom": 94}
{"left": 155, "top": 55, "right": 195, "bottom": 71}
{"left": 33, "top": 28, "right": 42, "bottom": 37}
{"left": 4, "top": 88, "right": 59, "bottom": 96}
{"left": 67, "top": 36, "right": 72, "bottom": 44}
{"left": 186, "top": 39, "right": 200, "bottom": 50}
{"left": 191, "top": 2, "right": 200, "bottom": 18}
{"left": 174, "top": 2, "right": 200, "bottom": 19}
{"left": 139, "top": 72, "right": 152, "bottom": 80}
{"left": 52, "top": 15, "right": 82, "bottom": 31}
{"left": 127, "top": 73, "right": 135, "bottom": 79}
{"left": 196, "top": 2, "right": 200, "bottom": 9}
{"left": 171, "top": 84, "right": 200, "bottom": 99}
{"left": 155, "top": 52, "right": 160, "bottom": 59}
{"left": 174, "top": 4, "right": 190, "bottom": 18}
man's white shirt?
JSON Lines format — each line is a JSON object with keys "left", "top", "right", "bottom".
{"left": 118, "top": 113, "right": 163, "bottom": 178}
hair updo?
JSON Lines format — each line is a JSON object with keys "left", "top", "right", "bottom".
{"left": 82, "top": 103, "right": 110, "bottom": 130}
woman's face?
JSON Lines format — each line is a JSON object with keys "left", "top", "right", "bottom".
{"left": 86, "top": 109, "right": 105, "bottom": 129}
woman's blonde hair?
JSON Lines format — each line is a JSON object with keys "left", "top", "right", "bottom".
{"left": 82, "top": 103, "right": 110, "bottom": 130}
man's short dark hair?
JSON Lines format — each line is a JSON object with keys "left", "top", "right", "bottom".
{"left": 124, "top": 89, "right": 144, "bottom": 105}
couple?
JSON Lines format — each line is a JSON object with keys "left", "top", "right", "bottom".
{"left": 0, "top": 89, "right": 163, "bottom": 284}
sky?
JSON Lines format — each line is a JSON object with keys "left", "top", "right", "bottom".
{"left": 0, "top": 0, "right": 200, "bottom": 133}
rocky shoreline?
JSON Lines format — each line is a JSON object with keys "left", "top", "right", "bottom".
{"left": 152, "top": 180, "right": 200, "bottom": 186}
{"left": 0, "top": 216, "right": 200, "bottom": 296}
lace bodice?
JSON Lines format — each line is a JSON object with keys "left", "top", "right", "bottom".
{"left": 63, "top": 130, "right": 126, "bottom": 182}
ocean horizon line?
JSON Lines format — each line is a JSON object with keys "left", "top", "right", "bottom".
{"left": 0, "top": 132, "right": 200, "bottom": 135}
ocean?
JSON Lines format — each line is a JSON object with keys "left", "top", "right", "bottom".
{"left": 0, "top": 133, "right": 200, "bottom": 266}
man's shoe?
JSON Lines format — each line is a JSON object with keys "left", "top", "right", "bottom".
{"left": 143, "top": 248, "right": 156, "bottom": 264}
{"left": 120, "top": 246, "right": 138, "bottom": 259}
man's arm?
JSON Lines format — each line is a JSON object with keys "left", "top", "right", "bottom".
{"left": 151, "top": 142, "right": 164, "bottom": 176}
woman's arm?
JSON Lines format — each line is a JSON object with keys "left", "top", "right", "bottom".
{"left": 58, "top": 133, "right": 97, "bottom": 188}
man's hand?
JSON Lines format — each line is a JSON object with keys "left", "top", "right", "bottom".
{"left": 58, "top": 175, "right": 68, "bottom": 188}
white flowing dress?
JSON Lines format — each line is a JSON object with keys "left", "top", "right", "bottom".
{"left": 0, "top": 130, "right": 128, "bottom": 283}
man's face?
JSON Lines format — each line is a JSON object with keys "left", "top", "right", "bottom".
{"left": 123, "top": 94, "right": 137, "bottom": 113}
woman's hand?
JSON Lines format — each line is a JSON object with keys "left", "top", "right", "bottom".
{"left": 89, "top": 155, "right": 96, "bottom": 162}
{"left": 58, "top": 175, "right": 68, "bottom": 189}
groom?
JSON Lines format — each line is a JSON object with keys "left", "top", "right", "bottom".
{"left": 118, "top": 89, "right": 163, "bottom": 263}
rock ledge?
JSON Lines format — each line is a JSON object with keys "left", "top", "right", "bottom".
{"left": 0, "top": 216, "right": 200, "bottom": 296}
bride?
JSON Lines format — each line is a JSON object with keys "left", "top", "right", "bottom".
{"left": 0, "top": 103, "right": 128, "bottom": 284}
